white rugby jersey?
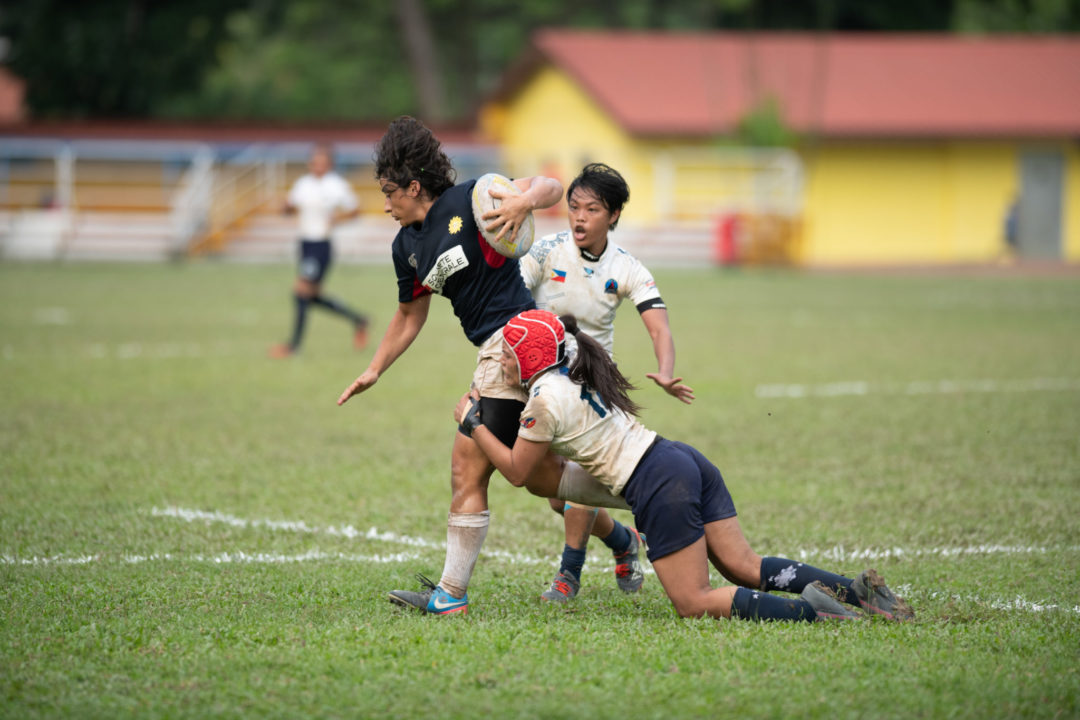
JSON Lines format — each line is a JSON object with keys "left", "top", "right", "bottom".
{"left": 519, "top": 232, "right": 664, "bottom": 353}
{"left": 288, "top": 172, "right": 359, "bottom": 240}
{"left": 517, "top": 367, "right": 657, "bottom": 495}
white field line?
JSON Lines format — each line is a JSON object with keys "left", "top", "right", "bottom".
{"left": 154, "top": 504, "right": 1080, "bottom": 565}
{"left": 149, "top": 506, "right": 559, "bottom": 566}
{"left": 796, "top": 544, "right": 1080, "bottom": 563}
{"left": 3, "top": 343, "right": 240, "bottom": 361}
{"left": 87, "top": 342, "right": 236, "bottom": 360}
{"left": 8, "top": 506, "right": 1080, "bottom": 615}
{"left": 893, "top": 585, "right": 1080, "bottom": 615}
{"left": 1, "top": 550, "right": 420, "bottom": 566}
{"left": 4, "top": 554, "right": 1077, "bottom": 617}
{"left": 755, "top": 377, "right": 1080, "bottom": 399}
{"left": 33, "top": 307, "right": 71, "bottom": 325}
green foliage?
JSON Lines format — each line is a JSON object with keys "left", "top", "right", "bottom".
{"left": 6, "top": 0, "right": 1079, "bottom": 122}
{"left": 735, "top": 96, "right": 796, "bottom": 147}
{"left": 953, "top": 0, "right": 1080, "bottom": 32}
{"left": 160, "top": 1, "right": 414, "bottom": 122}
{"left": 1, "top": 0, "right": 249, "bottom": 118}
{"left": 2, "top": 261, "right": 1080, "bottom": 718}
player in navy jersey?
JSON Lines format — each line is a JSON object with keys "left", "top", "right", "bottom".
{"left": 336, "top": 116, "right": 577, "bottom": 615}
{"left": 519, "top": 163, "right": 694, "bottom": 602}
{"left": 454, "top": 310, "right": 915, "bottom": 623}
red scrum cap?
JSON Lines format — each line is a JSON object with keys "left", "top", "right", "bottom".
{"left": 503, "top": 310, "right": 566, "bottom": 385}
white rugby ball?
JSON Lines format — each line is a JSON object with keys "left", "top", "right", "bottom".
{"left": 471, "top": 173, "right": 535, "bottom": 259}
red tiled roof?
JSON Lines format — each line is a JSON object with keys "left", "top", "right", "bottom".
{"left": 518, "top": 30, "right": 1080, "bottom": 138}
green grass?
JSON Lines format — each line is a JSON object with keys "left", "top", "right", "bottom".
{"left": 2, "top": 260, "right": 1079, "bottom": 719}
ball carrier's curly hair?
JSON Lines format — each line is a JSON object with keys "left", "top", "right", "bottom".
{"left": 374, "top": 116, "right": 456, "bottom": 199}
{"left": 559, "top": 314, "right": 641, "bottom": 417}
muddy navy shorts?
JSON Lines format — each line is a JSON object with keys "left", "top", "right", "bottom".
{"left": 621, "top": 438, "right": 737, "bottom": 562}
{"left": 298, "top": 239, "right": 332, "bottom": 283}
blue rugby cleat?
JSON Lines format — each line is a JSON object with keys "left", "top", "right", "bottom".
{"left": 389, "top": 573, "right": 468, "bottom": 615}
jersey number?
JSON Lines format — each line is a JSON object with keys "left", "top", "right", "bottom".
{"left": 580, "top": 386, "right": 607, "bottom": 418}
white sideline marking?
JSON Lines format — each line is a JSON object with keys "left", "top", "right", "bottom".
{"left": 6, "top": 343, "right": 238, "bottom": 360}
{"left": 796, "top": 544, "right": 1080, "bottom": 563}
{"left": 151, "top": 506, "right": 444, "bottom": 548}
{"left": 2, "top": 554, "right": 98, "bottom": 566}
{"left": 7, "top": 506, "right": 1079, "bottom": 616}
{"left": 92, "top": 342, "right": 226, "bottom": 360}
{"left": 1, "top": 551, "right": 420, "bottom": 566}
{"left": 151, "top": 506, "right": 564, "bottom": 566}
{"left": 33, "top": 307, "right": 70, "bottom": 325}
{"left": 4, "top": 553, "right": 1077, "bottom": 616}
{"left": 896, "top": 585, "right": 1080, "bottom": 615}
{"left": 154, "top": 505, "right": 1080, "bottom": 564}
{"left": 755, "top": 377, "right": 1080, "bottom": 399}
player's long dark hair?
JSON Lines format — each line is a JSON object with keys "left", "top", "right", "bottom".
{"left": 559, "top": 314, "right": 641, "bottom": 417}
{"left": 566, "top": 163, "right": 630, "bottom": 230}
{"left": 374, "top": 116, "right": 456, "bottom": 199}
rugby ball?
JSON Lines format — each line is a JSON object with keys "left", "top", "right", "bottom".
{"left": 471, "top": 173, "right": 535, "bottom": 259}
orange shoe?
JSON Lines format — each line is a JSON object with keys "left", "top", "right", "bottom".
{"left": 353, "top": 321, "right": 370, "bottom": 351}
{"left": 268, "top": 344, "right": 294, "bottom": 358}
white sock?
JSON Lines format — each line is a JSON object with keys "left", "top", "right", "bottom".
{"left": 557, "top": 461, "right": 632, "bottom": 511}
{"left": 439, "top": 511, "right": 490, "bottom": 599}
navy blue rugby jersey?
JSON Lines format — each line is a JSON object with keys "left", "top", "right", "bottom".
{"left": 391, "top": 180, "right": 536, "bottom": 345}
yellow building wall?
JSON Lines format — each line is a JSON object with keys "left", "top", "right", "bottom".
{"left": 489, "top": 66, "right": 1079, "bottom": 264}
{"left": 800, "top": 142, "right": 1020, "bottom": 265}
{"left": 1066, "top": 147, "right": 1080, "bottom": 262}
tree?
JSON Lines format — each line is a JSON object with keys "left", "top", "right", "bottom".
{"left": 4, "top": 0, "right": 1077, "bottom": 122}
{"left": 2, "top": 0, "right": 248, "bottom": 118}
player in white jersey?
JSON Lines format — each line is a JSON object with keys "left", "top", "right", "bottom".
{"left": 454, "top": 310, "right": 916, "bottom": 623}
{"left": 270, "top": 143, "right": 369, "bottom": 357}
{"left": 519, "top": 163, "right": 693, "bottom": 602}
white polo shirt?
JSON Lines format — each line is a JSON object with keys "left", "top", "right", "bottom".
{"left": 288, "top": 171, "right": 359, "bottom": 240}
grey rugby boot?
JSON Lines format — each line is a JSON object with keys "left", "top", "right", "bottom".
{"left": 853, "top": 569, "right": 914, "bottom": 621}
{"left": 801, "top": 581, "right": 862, "bottom": 621}
{"left": 540, "top": 570, "right": 581, "bottom": 602}
{"left": 613, "top": 528, "right": 646, "bottom": 593}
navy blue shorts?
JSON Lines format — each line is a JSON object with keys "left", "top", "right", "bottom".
{"left": 298, "top": 239, "right": 332, "bottom": 283}
{"left": 621, "top": 438, "right": 737, "bottom": 562}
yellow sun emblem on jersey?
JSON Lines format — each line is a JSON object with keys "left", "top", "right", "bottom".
{"left": 448, "top": 216, "right": 463, "bottom": 235}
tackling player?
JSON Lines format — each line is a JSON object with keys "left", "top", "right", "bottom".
{"left": 519, "top": 163, "right": 694, "bottom": 602}
{"left": 270, "top": 143, "right": 370, "bottom": 358}
{"left": 455, "top": 310, "right": 915, "bottom": 623}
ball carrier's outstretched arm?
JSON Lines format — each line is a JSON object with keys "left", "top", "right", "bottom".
{"left": 338, "top": 294, "right": 431, "bottom": 404}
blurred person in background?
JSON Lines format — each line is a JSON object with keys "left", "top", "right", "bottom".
{"left": 270, "top": 143, "right": 370, "bottom": 358}
{"left": 519, "top": 162, "right": 694, "bottom": 603}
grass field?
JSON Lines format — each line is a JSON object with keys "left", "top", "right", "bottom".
{"left": 2, "top": 260, "right": 1079, "bottom": 719}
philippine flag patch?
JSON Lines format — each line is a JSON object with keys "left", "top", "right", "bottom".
{"left": 550, "top": 269, "right": 567, "bottom": 283}
{"left": 521, "top": 417, "right": 537, "bottom": 428}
